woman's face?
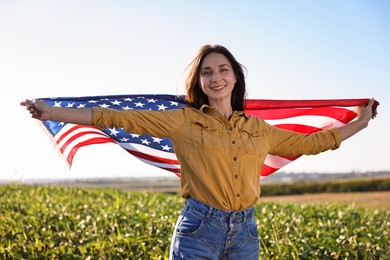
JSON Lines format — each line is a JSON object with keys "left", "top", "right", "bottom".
{"left": 199, "top": 52, "right": 237, "bottom": 106}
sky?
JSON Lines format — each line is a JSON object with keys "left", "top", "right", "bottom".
{"left": 1, "top": 0, "right": 389, "bottom": 181}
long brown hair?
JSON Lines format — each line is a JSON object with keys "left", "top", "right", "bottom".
{"left": 185, "top": 44, "right": 247, "bottom": 111}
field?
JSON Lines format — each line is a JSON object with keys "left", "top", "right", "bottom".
{"left": 260, "top": 191, "right": 390, "bottom": 210}
{"left": 0, "top": 185, "right": 389, "bottom": 259}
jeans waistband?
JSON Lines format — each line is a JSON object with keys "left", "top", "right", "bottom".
{"left": 185, "top": 197, "right": 254, "bottom": 225}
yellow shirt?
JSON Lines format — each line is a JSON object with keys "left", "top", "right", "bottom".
{"left": 93, "top": 105, "right": 340, "bottom": 211}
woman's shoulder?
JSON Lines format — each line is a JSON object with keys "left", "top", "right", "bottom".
{"left": 240, "top": 113, "right": 272, "bottom": 131}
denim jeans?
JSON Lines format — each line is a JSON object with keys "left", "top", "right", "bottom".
{"left": 169, "top": 197, "right": 259, "bottom": 259}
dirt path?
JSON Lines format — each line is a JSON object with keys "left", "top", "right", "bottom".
{"left": 259, "top": 191, "right": 390, "bottom": 210}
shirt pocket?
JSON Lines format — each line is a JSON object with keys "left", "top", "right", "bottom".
{"left": 239, "top": 126, "right": 265, "bottom": 156}
{"left": 191, "top": 118, "right": 224, "bottom": 151}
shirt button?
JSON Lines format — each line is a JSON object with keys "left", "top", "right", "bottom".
{"left": 236, "top": 193, "right": 240, "bottom": 197}
{"left": 228, "top": 127, "right": 233, "bottom": 131}
{"left": 232, "top": 140, "right": 236, "bottom": 144}
{"left": 234, "top": 175, "right": 238, "bottom": 179}
{"left": 233, "top": 156, "right": 237, "bottom": 161}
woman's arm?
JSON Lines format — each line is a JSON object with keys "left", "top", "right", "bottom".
{"left": 265, "top": 98, "right": 377, "bottom": 156}
{"left": 338, "top": 98, "right": 377, "bottom": 141}
{"left": 20, "top": 99, "right": 94, "bottom": 125}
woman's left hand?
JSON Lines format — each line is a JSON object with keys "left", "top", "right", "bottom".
{"left": 356, "top": 98, "right": 377, "bottom": 127}
{"left": 338, "top": 98, "right": 377, "bottom": 141}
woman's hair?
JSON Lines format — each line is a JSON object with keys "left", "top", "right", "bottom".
{"left": 185, "top": 44, "right": 247, "bottom": 111}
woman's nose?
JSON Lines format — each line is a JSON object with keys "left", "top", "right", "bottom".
{"left": 211, "top": 73, "right": 220, "bottom": 82}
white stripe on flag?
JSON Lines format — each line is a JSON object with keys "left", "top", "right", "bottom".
{"left": 55, "top": 124, "right": 111, "bottom": 159}
{"left": 264, "top": 154, "right": 293, "bottom": 169}
{"left": 117, "top": 142, "right": 178, "bottom": 161}
{"left": 264, "top": 115, "right": 347, "bottom": 129}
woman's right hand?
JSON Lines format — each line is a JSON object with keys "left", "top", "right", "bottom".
{"left": 20, "top": 99, "right": 94, "bottom": 125}
{"left": 20, "top": 99, "right": 51, "bottom": 121}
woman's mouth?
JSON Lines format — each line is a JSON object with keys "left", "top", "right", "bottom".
{"left": 210, "top": 85, "right": 226, "bottom": 90}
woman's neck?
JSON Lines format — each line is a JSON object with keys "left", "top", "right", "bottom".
{"left": 209, "top": 100, "right": 233, "bottom": 119}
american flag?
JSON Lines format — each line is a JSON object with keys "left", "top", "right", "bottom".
{"left": 39, "top": 95, "right": 379, "bottom": 177}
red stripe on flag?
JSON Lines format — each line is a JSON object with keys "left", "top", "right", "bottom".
{"left": 66, "top": 137, "right": 116, "bottom": 165}
{"left": 59, "top": 129, "right": 111, "bottom": 153}
{"left": 56, "top": 125, "right": 86, "bottom": 144}
{"left": 247, "top": 107, "right": 357, "bottom": 124}
{"left": 260, "top": 164, "right": 279, "bottom": 177}
{"left": 274, "top": 124, "right": 322, "bottom": 134}
{"left": 126, "top": 149, "right": 180, "bottom": 166}
{"left": 127, "top": 150, "right": 181, "bottom": 175}
{"left": 245, "top": 98, "right": 377, "bottom": 110}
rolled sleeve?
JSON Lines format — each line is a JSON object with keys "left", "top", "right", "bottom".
{"left": 267, "top": 123, "right": 342, "bottom": 156}
{"left": 93, "top": 107, "right": 106, "bottom": 130}
{"left": 328, "top": 128, "right": 341, "bottom": 150}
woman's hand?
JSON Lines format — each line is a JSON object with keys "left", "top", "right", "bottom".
{"left": 356, "top": 98, "right": 377, "bottom": 127}
{"left": 20, "top": 99, "right": 94, "bottom": 125}
{"left": 339, "top": 98, "right": 377, "bottom": 141}
{"left": 20, "top": 99, "right": 52, "bottom": 121}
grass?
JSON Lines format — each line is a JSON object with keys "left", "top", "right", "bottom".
{"left": 0, "top": 184, "right": 389, "bottom": 259}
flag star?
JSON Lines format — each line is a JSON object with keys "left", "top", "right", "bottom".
{"left": 131, "top": 134, "right": 140, "bottom": 138}
{"left": 170, "top": 101, "right": 179, "bottom": 106}
{"left": 152, "top": 137, "right": 163, "bottom": 143}
{"left": 111, "top": 100, "right": 122, "bottom": 105}
{"left": 66, "top": 102, "right": 75, "bottom": 107}
{"left": 77, "top": 104, "right": 86, "bottom": 108}
{"left": 147, "top": 98, "right": 157, "bottom": 103}
{"left": 161, "top": 144, "right": 172, "bottom": 151}
{"left": 54, "top": 101, "right": 62, "bottom": 107}
{"left": 157, "top": 104, "right": 168, "bottom": 110}
{"left": 134, "top": 102, "right": 145, "bottom": 108}
{"left": 89, "top": 100, "right": 98, "bottom": 103}
{"left": 124, "top": 98, "right": 133, "bottom": 102}
{"left": 119, "top": 137, "right": 129, "bottom": 142}
{"left": 141, "top": 139, "right": 151, "bottom": 145}
{"left": 100, "top": 103, "right": 110, "bottom": 108}
{"left": 108, "top": 127, "right": 120, "bottom": 136}
{"left": 122, "top": 106, "right": 133, "bottom": 110}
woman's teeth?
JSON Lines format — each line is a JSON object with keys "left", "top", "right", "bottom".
{"left": 212, "top": 85, "right": 226, "bottom": 90}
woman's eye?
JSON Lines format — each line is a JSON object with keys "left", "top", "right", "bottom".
{"left": 201, "top": 71, "right": 211, "bottom": 76}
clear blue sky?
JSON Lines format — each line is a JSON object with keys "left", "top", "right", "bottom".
{"left": 1, "top": 0, "right": 389, "bottom": 180}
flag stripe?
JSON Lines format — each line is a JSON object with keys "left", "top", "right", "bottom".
{"left": 248, "top": 106, "right": 357, "bottom": 123}
{"left": 265, "top": 114, "right": 348, "bottom": 130}
{"left": 265, "top": 154, "right": 296, "bottom": 169}
{"left": 62, "top": 135, "right": 115, "bottom": 164}
{"left": 126, "top": 149, "right": 180, "bottom": 167}
{"left": 59, "top": 130, "right": 110, "bottom": 153}
{"left": 117, "top": 143, "right": 178, "bottom": 161}
{"left": 66, "top": 137, "right": 116, "bottom": 165}
{"left": 244, "top": 98, "right": 376, "bottom": 110}
{"left": 128, "top": 150, "right": 180, "bottom": 170}
{"left": 54, "top": 124, "right": 115, "bottom": 165}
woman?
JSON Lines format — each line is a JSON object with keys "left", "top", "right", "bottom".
{"left": 21, "top": 44, "right": 376, "bottom": 259}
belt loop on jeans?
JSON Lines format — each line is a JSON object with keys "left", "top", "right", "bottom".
{"left": 207, "top": 206, "right": 213, "bottom": 218}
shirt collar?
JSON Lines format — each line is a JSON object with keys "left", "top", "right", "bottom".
{"left": 199, "top": 104, "right": 250, "bottom": 119}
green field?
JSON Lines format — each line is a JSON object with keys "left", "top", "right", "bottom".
{"left": 1, "top": 185, "right": 389, "bottom": 259}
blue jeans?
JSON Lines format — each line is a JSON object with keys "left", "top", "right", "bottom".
{"left": 169, "top": 197, "right": 259, "bottom": 259}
